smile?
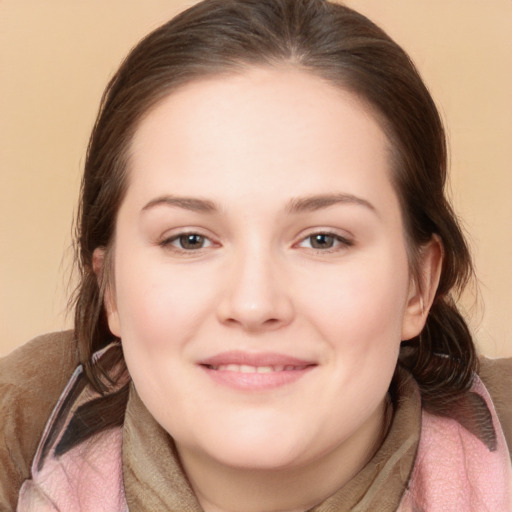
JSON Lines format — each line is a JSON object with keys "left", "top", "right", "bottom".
{"left": 199, "top": 351, "right": 316, "bottom": 391}
{"left": 205, "top": 364, "right": 309, "bottom": 373}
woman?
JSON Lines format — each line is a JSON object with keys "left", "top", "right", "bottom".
{"left": 1, "top": 0, "right": 511, "bottom": 510}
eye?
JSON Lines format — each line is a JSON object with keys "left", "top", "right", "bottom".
{"left": 298, "top": 232, "right": 352, "bottom": 251}
{"left": 161, "top": 232, "right": 213, "bottom": 251}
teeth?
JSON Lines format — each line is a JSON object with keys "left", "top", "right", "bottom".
{"left": 256, "top": 366, "right": 273, "bottom": 373}
{"left": 211, "top": 364, "right": 300, "bottom": 372}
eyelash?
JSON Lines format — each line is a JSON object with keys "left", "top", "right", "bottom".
{"left": 159, "top": 231, "right": 214, "bottom": 252}
{"left": 158, "top": 230, "right": 353, "bottom": 254}
{"left": 296, "top": 231, "right": 354, "bottom": 253}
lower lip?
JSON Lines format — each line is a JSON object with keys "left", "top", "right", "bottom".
{"left": 200, "top": 365, "right": 316, "bottom": 391}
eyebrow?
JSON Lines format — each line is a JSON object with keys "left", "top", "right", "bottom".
{"left": 286, "top": 193, "right": 377, "bottom": 216}
{"left": 141, "top": 192, "right": 377, "bottom": 216}
{"left": 142, "top": 195, "right": 219, "bottom": 213}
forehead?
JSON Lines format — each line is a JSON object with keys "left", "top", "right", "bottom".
{"left": 125, "top": 66, "right": 398, "bottom": 217}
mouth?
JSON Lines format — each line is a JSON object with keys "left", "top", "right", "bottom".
{"left": 198, "top": 351, "right": 317, "bottom": 391}
{"left": 203, "top": 363, "right": 311, "bottom": 373}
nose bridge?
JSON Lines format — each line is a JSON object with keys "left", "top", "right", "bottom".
{"left": 217, "top": 238, "right": 293, "bottom": 330}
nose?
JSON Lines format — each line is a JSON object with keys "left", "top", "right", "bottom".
{"left": 216, "top": 248, "right": 295, "bottom": 332}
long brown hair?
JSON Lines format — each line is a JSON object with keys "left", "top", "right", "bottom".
{"left": 74, "top": 0, "right": 477, "bottom": 409}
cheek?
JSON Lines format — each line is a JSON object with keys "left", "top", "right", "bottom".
{"left": 303, "top": 255, "right": 409, "bottom": 348}
{"left": 112, "top": 249, "right": 220, "bottom": 352}
{"left": 112, "top": 252, "right": 221, "bottom": 424}
{"left": 281, "top": 255, "right": 407, "bottom": 449}
{"left": 297, "top": 248, "right": 410, "bottom": 413}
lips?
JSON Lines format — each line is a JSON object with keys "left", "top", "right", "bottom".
{"left": 198, "top": 351, "right": 316, "bottom": 390}
{"left": 207, "top": 363, "right": 309, "bottom": 373}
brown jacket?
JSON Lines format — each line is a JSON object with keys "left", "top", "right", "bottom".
{"left": 1, "top": 331, "right": 511, "bottom": 511}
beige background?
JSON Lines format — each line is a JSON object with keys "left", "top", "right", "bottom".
{"left": 1, "top": 1, "right": 511, "bottom": 358}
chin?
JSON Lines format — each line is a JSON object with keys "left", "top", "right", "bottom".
{"left": 207, "top": 440, "right": 303, "bottom": 471}
{"left": 188, "top": 417, "right": 311, "bottom": 470}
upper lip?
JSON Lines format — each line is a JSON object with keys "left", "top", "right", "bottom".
{"left": 199, "top": 351, "right": 316, "bottom": 368}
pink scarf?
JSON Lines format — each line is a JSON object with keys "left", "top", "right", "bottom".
{"left": 398, "top": 377, "right": 512, "bottom": 511}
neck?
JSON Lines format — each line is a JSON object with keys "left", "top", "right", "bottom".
{"left": 177, "top": 399, "right": 390, "bottom": 512}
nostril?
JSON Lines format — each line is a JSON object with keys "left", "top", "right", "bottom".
{"left": 221, "top": 315, "right": 286, "bottom": 332}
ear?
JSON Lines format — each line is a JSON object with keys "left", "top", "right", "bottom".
{"left": 401, "top": 235, "right": 443, "bottom": 341}
{"left": 92, "top": 247, "right": 121, "bottom": 337}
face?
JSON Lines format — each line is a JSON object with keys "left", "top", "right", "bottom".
{"left": 103, "top": 67, "right": 428, "bottom": 473}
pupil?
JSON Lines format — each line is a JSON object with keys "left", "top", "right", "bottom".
{"left": 311, "top": 234, "right": 334, "bottom": 249}
{"left": 180, "top": 234, "right": 204, "bottom": 249}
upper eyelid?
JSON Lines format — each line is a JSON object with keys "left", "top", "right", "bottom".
{"left": 158, "top": 227, "right": 216, "bottom": 242}
{"left": 294, "top": 227, "right": 354, "bottom": 242}
{"left": 297, "top": 234, "right": 353, "bottom": 246}
{"left": 166, "top": 232, "right": 211, "bottom": 243}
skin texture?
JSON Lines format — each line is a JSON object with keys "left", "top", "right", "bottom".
{"left": 98, "top": 67, "right": 441, "bottom": 512}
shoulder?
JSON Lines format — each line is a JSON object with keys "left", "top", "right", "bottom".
{"left": 0, "top": 331, "right": 79, "bottom": 510}
{"left": 478, "top": 356, "right": 512, "bottom": 456}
